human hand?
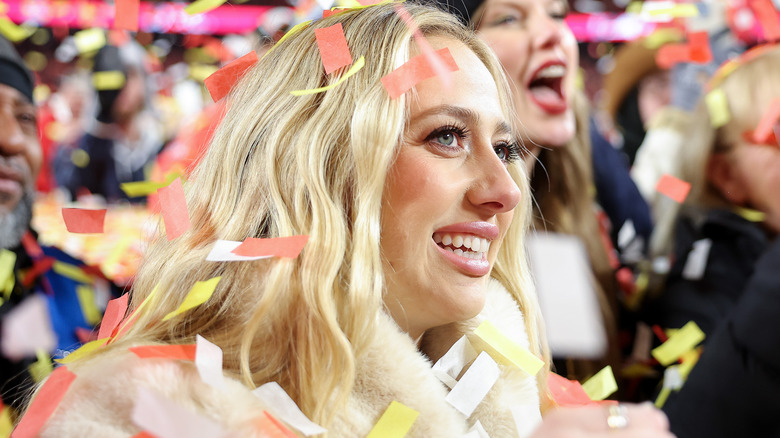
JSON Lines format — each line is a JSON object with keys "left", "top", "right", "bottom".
{"left": 529, "top": 403, "right": 675, "bottom": 438}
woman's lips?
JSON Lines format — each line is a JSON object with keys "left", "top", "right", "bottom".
{"left": 526, "top": 62, "right": 568, "bottom": 115}
{"left": 434, "top": 239, "right": 491, "bottom": 277}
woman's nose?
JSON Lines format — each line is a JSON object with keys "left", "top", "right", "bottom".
{"left": 531, "top": 13, "right": 564, "bottom": 50}
{"left": 467, "top": 154, "right": 522, "bottom": 215}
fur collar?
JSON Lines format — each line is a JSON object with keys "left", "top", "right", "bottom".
{"left": 42, "top": 279, "right": 540, "bottom": 437}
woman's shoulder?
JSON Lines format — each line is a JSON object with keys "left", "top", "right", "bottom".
{"left": 40, "top": 349, "right": 267, "bottom": 437}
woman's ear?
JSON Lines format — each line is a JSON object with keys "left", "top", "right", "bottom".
{"left": 707, "top": 152, "right": 748, "bottom": 205}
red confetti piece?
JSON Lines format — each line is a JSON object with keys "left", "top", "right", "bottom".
{"left": 21, "top": 231, "right": 43, "bottom": 259}
{"left": 547, "top": 372, "right": 594, "bottom": 407}
{"left": 381, "top": 47, "right": 459, "bottom": 99}
{"left": 157, "top": 178, "right": 191, "bottom": 241}
{"left": 61, "top": 208, "right": 106, "bottom": 234}
{"left": 687, "top": 31, "right": 712, "bottom": 63}
{"left": 394, "top": 4, "right": 454, "bottom": 90}
{"left": 322, "top": 9, "right": 341, "bottom": 18}
{"left": 231, "top": 235, "right": 309, "bottom": 258}
{"left": 204, "top": 51, "right": 259, "bottom": 102}
{"left": 129, "top": 344, "right": 197, "bottom": 361}
{"left": 750, "top": 0, "right": 780, "bottom": 42}
{"left": 315, "top": 23, "right": 353, "bottom": 74}
{"left": 655, "top": 174, "right": 691, "bottom": 204}
{"left": 253, "top": 411, "right": 299, "bottom": 438}
{"left": 752, "top": 98, "right": 780, "bottom": 144}
{"left": 656, "top": 32, "right": 712, "bottom": 68}
{"left": 114, "top": 0, "right": 139, "bottom": 32}
{"left": 21, "top": 256, "right": 55, "bottom": 288}
{"left": 12, "top": 367, "right": 77, "bottom": 438}
{"left": 131, "top": 432, "right": 158, "bottom": 438}
{"left": 98, "top": 294, "right": 129, "bottom": 340}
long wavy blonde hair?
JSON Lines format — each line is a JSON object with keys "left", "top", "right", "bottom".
{"left": 74, "top": 3, "right": 549, "bottom": 425}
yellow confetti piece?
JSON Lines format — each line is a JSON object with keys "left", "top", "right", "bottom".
{"left": 0, "top": 249, "right": 16, "bottom": 298}
{"left": 654, "top": 386, "right": 671, "bottom": 408}
{"left": 366, "top": 401, "right": 418, "bottom": 438}
{"left": 56, "top": 338, "right": 108, "bottom": 364}
{"left": 28, "top": 348, "right": 53, "bottom": 383}
{"left": 100, "top": 235, "right": 133, "bottom": 279}
{"left": 76, "top": 285, "right": 102, "bottom": 326}
{"left": 647, "top": 3, "right": 699, "bottom": 17}
{"left": 52, "top": 261, "right": 93, "bottom": 284}
{"left": 643, "top": 28, "right": 683, "bottom": 49}
{"left": 162, "top": 277, "right": 221, "bottom": 321}
{"left": 705, "top": 88, "right": 730, "bottom": 128}
{"left": 652, "top": 321, "right": 705, "bottom": 366}
{"left": 121, "top": 171, "right": 181, "bottom": 198}
{"left": 0, "top": 403, "right": 13, "bottom": 437}
{"left": 678, "top": 348, "right": 700, "bottom": 379}
{"left": 73, "top": 28, "right": 106, "bottom": 54}
{"left": 110, "top": 283, "right": 160, "bottom": 343}
{"left": 71, "top": 148, "right": 90, "bottom": 168}
{"left": 93, "top": 71, "right": 126, "bottom": 91}
{"left": 620, "top": 362, "right": 656, "bottom": 379}
{"left": 290, "top": 56, "right": 365, "bottom": 96}
{"left": 263, "top": 20, "right": 312, "bottom": 60}
{"left": 189, "top": 64, "right": 219, "bottom": 83}
{"left": 581, "top": 365, "right": 618, "bottom": 401}
{"left": 184, "top": 0, "right": 227, "bottom": 15}
{"left": 626, "top": 1, "right": 643, "bottom": 14}
{"left": 467, "top": 320, "right": 544, "bottom": 376}
{"left": 0, "top": 17, "right": 35, "bottom": 42}
{"left": 734, "top": 206, "right": 766, "bottom": 223}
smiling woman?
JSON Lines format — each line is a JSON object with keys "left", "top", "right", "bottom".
{"left": 22, "top": 4, "right": 670, "bottom": 437}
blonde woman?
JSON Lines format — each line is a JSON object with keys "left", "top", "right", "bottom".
{"left": 644, "top": 44, "right": 780, "bottom": 337}
{"left": 22, "top": 4, "right": 669, "bottom": 437}
{"left": 650, "top": 44, "right": 780, "bottom": 438}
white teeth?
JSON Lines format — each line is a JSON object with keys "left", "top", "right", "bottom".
{"left": 432, "top": 232, "right": 492, "bottom": 257}
{"left": 452, "top": 235, "right": 463, "bottom": 248}
{"left": 536, "top": 64, "right": 565, "bottom": 79}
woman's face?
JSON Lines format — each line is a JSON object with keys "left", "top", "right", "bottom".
{"left": 476, "top": 0, "right": 578, "bottom": 148}
{"left": 711, "top": 142, "right": 780, "bottom": 233}
{"left": 381, "top": 38, "right": 522, "bottom": 340}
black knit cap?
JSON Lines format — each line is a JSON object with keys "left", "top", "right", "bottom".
{"left": 424, "top": 0, "right": 484, "bottom": 25}
{"left": 0, "top": 35, "right": 34, "bottom": 103}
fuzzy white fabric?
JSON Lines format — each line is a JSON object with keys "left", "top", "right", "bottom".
{"left": 41, "top": 279, "right": 540, "bottom": 437}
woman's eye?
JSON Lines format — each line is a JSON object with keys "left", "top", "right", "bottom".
{"left": 494, "top": 144, "right": 509, "bottom": 161}
{"left": 436, "top": 132, "right": 457, "bottom": 146}
{"left": 491, "top": 14, "right": 521, "bottom": 26}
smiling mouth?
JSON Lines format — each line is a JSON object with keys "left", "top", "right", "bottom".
{"left": 432, "top": 232, "right": 491, "bottom": 260}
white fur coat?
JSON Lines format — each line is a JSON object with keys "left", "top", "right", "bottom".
{"left": 41, "top": 279, "right": 541, "bottom": 437}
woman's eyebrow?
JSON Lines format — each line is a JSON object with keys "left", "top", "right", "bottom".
{"left": 414, "top": 104, "right": 481, "bottom": 126}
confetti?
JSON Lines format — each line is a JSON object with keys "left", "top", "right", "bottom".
{"left": 114, "top": 0, "right": 140, "bottom": 31}
{"left": 98, "top": 294, "right": 129, "bottom": 340}
{"left": 252, "top": 411, "right": 299, "bottom": 438}
{"left": 291, "top": 55, "right": 365, "bottom": 96}
{"left": 252, "top": 382, "right": 327, "bottom": 436}
{"left": 131, "top": 386, "right": 225, "bottom": 438}
{"left": 681, "top": 238, "right": 712, "bottom": 281}
{"left": 581, "top": 365, "right": 618, "bottom": 401}
{"left": 204, "top": 50, "right": 258, "bottom": 102}
{"left": 468, "top": 320, "right": 544, "bottom": 377}
{"left": 12, "top": 366, "right": 77, "bottom": 438}
{"left": 366, "top": 401, "right": 418, "bottom": 438}
{"left": 162, "top": 277, "right": 221, "bottom": 321}
{"left": 93, "top": 71, "right": 126, "bottom": 91}
{"left": 195, "top": 335, "right": 225, "bottom": 390}
{"left": 315, "top": 23, "right": 352, "bottom": 74}
{"left": 232, "top": 236, "right": 309, "bottom": 258}
{"left": 184, "top": 0, "right": 228, "bottom": 15}
{"left": 750, "top": 0, "right": 780, "bottom": 42}
{"left": 73, "top": 28, "right": 107, "bottom": 54}
{"left": 0, "top": 17, "right": 35, "bottom": 42}
{"left": 130, "top": 344, "right": 197, "bottom": 361}
{"left": 752, "top": 98, "right": 780, "bottom": 144}
{"left": 655, "top": 174, "right": 691, "bottom": 203}
{"left": 445, "top": 351, "right": 500, "bottom": 417}
{"left": 547, "top": 372, "right": 593, "bottom": 407}
{"left": 56, "top": 338, "right": 108, "bottom": 364}
{"left": 381, "top": 47, "right": 458, "bottom": 99}
{"left": 705, "top": 88, "right": 730, "bottom": 128}
{"left": 0, "top": 250, "right": 15, "bottom": 298}
{"left": 158, "top": 178, "right": 191, "bottom": 240}
{"left": 431, "top": 335, "right": 477, "bottom": 389}
{"left": 61, "top": 208, "right": 106, "bottom": 234}
{"left": 651, "top": 321, "right": 705, "bottom": 366}
{"left": 394, "top": 4, "right": 453, "bottom": 90}
{"left": 1, "top": 295, "right": 57, "bottom": 361}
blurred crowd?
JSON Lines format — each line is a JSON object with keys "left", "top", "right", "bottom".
{"left": 1, "top": 0, "right": 779, "bottom": 436}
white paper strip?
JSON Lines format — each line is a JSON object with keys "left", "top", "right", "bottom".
{"left": 682, "top": 238, "right": 712, "bottom": 281}
{"left": 1, "top": 295, "right": 56, "bottom": 361}
{"left": 511, "top": 404, "right": 542, "bottom": 438}
{"left": 196, "top": 335, "right": 225, "bottom": 390}
{"left": 463, "top": 420, "right": 490, "bottom": 438}
{"left": 527, "top": 233, "right": 607, "bottom": 358}
{"left": 132, "top": 386, "right": 225, "bottom": 438}
{"left": 252, "top": 382, "right": 327, "bottom": 436}
{"left": 445, "top": 351, "right": 500, "bottom": 417}
{"left": 617, "top": 220, "right": 636, "bottom": 250}
{"left": 206, "top": 240, "right": 272, "bottom": 262}
{"left": 663, "top": 365, "right": 684, "bottom": 390}
{"left": 432, "top": 335, "right": 478, "bottom": 389}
